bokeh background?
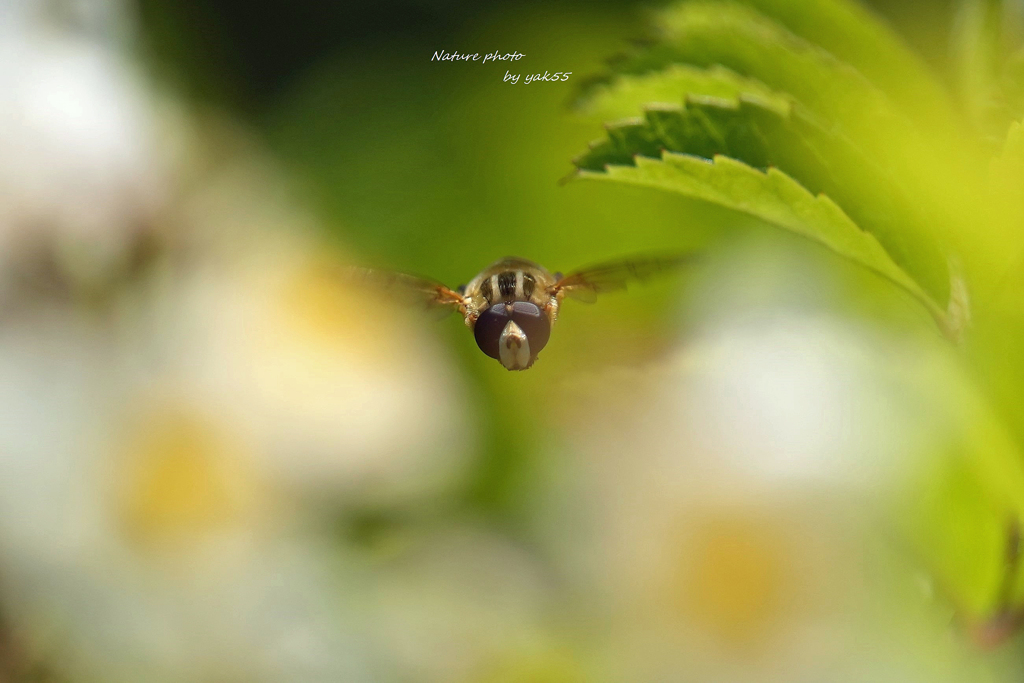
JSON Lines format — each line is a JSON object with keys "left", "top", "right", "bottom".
{"left": 1, "top": 0, "right": 1023, "bottom": 681}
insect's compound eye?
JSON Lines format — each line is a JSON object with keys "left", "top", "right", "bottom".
{"left": 473, "top": 301, "right": 551, "bottom": 361}
{"left": 473, "top": 305, "right": 508, "bottom": 360}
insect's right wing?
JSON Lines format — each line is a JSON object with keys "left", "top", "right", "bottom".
{"left": 345, "top": 267, "right": 466, "bottom": 318}
{"left": 549, "top": 253, "right": 696, "bottom": 303}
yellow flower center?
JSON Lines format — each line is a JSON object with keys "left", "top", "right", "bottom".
{"left": 673, "top": 513, "right": 794, "bottom": 652}
{"left": 114, "top": 405, "right": 262, "bottom": 548}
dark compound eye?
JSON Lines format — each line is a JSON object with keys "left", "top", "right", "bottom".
{"left": 473, "top": 305, "right": 508, "bottom": 360}
{"left": 473, "top": 301, "right": 551, "bottom": 361}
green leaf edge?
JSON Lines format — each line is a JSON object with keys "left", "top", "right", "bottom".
{"left": 575, "top": 152, "right": 948, "bottom": 330}
{"left": 575, "top": 63, "right": 790, "bottom": 121}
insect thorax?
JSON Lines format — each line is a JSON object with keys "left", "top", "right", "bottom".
{"left": 476, "top": 269, "right": 541, "bottom": 307}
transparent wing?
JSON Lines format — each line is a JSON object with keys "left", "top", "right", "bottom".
{"left": 550, "top": 253, "right": 696, "bottom": 303}
{"left": 346, "top": 266, "right": 465, "bottom": 317}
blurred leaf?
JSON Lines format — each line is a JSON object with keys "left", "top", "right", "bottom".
{"left": 897, "top": 343, "right": 1024, "bottom": 620}
{"left": 995, "top": 115, "right": 1024, "bottom": 163}
{"left": 137, "top": 0, "right": 245, "bottom": 108}
{"left": 575, "top": 63, "right": 787, "bottom": 121}
{"left": 908, "top": 449, "right": 1013, "bottom": 622}
{"left": 997, "top": 49, "right": 1024, "bottom": 123}
{"left": 952, "top": 0, "right": 1024, "bottom": 138}
{"left": 585, "top": 1, "right": 914, "bottom": 153}
{"left": 991, "top": 118, "right": 1024, "bottom": 219}
{"left": 573, "top": 150, "right": 946, "bottom": 328}
{"left": 974, "top": 120, "right": 1024, "bottom": 448}
{"left": 737, "top": 0, "right": 956, "bottom": 127}
{"left": 953, "top": 0, "right": 1001, "bottom": 132}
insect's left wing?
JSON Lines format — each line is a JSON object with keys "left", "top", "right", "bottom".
{"left": 550, "top": 253, "right": 696, "bottom": 303}
{"left": 346, "top": 267, "right": 466, "bottom": 317}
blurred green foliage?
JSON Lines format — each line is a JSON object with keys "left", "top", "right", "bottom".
{"left": 567, "top": 0, "right": 1024, "bottom": 634}
{"left": 262, "top": 6, "right": 732, "bottom": 514}
{"left": 139, "top": 0, "right": 1024, "bottom": 642}
{"left": 573, "top": 94, "right": 946, "bottom": 319}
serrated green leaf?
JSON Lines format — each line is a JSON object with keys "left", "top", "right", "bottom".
{"left": 578, "top": 96, "right": 787, "bottom": 173}
{"left": 575, "top": 152, "right": 946, "bottom": 327}
{"left": 598, "top": 1, "right": 911, "bottom": 150}
{"left": 576, "top": 63, "right": 788, "bottom": 121}
{"left": 577, "top": 0, "right": 988, "bottom": 314}
{"left": 576, "top": 96, "right": 951, "bottom": 306}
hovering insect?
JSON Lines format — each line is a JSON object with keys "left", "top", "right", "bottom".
{"left": 350, "top": 254, "right": 692, "bottom": 370}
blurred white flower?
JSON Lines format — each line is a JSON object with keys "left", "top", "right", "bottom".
{"left": 539, "top": 242, "right": 1021, "bottom": 683}
{"left": 0, "top": 305, "right": 376, "bottom": 683}
{"left": 0, "top": 0, "right": 169, "bottom": 295}
{"left": 0, "top": 143, "right": 473, "bottom": 682}
{"left": 151, "top": 153, "right": 473, "bottom": 505}
{"left": 365, "top": 525, "right": 558, "bottom": 683}
{"left": 162, "top": 241, "right": 471, "bottom": 505}
{"left": 546, "top": 323, "right": 912, "bottom": 682}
